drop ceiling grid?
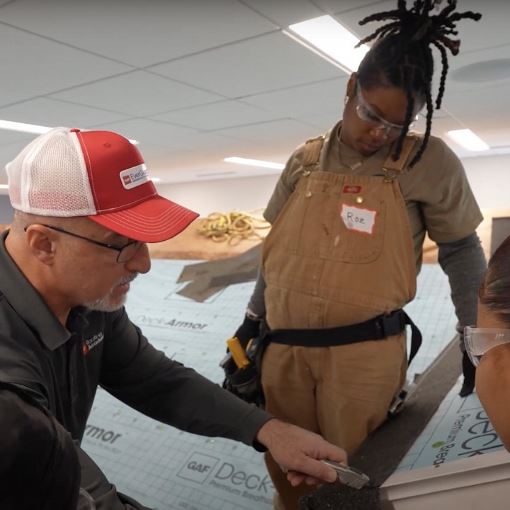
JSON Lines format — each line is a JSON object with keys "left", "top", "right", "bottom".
{"left": 148, "top": 31, "right": 345, "bottom": 98}
{"left": 0, "top": 97, "right": 130, "bottom": 128}
{"left": 0, "top": 0, "right": 508, "bottom": 183}
{"left": 149, "top": 99, "right": 285, "bottom": 132}
{"left": 49, "top": 71, "right": 225, "bottom": 117}
{"left": 0, "top": 0, "right": 278, "bottom": 67}
{"left": 0, "top": 23, "right": 131, "bottom": 107}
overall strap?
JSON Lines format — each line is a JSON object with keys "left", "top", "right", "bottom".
{"left": 383, "top": 134, "right": 419, "bottom": 174}
{"left": 302, "top": 134, "right": 326, "bottom": 171}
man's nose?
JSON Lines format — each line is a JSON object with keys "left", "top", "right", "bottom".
{"left": 124, "top": 243, "right": 151, "bottom": 274}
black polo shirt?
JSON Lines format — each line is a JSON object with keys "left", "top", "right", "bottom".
{"left": 0, "top": 230, "right": 271, "bottom": 445}
{"left": 0, "top": 381, "right": 80, "bottom": 510}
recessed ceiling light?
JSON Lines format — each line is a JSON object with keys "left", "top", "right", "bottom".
{"left": 0, "top": 119, "right": 139, "bottom": 145}
{"left": 0, "top": 120, "right": 51, "bottom": 135}
{"left": 446, "top": 129, "right": 490, "bottom": 151}
{"left": 224, "top": 157, "right": 284, "bottom": 170}
{"left": 285, "top": 15, "right": 369, "bottom": 73}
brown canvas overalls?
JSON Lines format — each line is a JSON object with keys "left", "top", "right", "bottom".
{"left": 261, "top": 135, "right": 418, "bottom": 509}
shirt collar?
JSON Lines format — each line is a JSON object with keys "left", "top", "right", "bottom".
{"left": 0, "top": 230, "right": 71, "bottom": 350}
{"left": 327, "top": 120, "right": 393, "bottom": 171}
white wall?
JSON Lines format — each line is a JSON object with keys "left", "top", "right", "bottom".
{"left": 462, "top": 154, "right": 510, "bottom": 211}
{"left": 157, "top": 153, "right": 510, "bottom": 217}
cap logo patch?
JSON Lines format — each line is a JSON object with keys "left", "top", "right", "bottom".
{"left": 120, "top": 164, "right": 149, "bottom": 190}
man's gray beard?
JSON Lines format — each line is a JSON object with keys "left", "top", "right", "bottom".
{"left": 83, "top": 274, "right": 137, "bottom": 312}
{"left": 84, "top": 293, "right": 127, "bottom": 312}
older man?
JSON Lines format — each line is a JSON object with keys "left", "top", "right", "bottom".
{"left": 0, "top": 127, "right": 346, "bottom": 509}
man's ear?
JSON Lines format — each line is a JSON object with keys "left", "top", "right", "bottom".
{"left": 24, "top": 225, "right": 56, "bottom": 265}
{"left": 346, "top": 72, "right": 357, "bottom": 99}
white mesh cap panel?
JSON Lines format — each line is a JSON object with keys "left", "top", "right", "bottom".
{"left": 5, "top": 128, "right": 96, "bottom": 216}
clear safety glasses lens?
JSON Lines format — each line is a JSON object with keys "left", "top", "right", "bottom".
{"left": 463, "top": 326, "right": 510, "bottom": 367}
{"left": 355, "top": 88, "right": 417, "bottom": 135}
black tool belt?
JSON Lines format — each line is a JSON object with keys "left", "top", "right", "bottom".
{"left": 266, "top": 309, "right": 422, "bottom": 365}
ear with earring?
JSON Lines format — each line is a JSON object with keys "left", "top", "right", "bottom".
{"left": 344, "top": 95, "right": 349, "bottom": 106}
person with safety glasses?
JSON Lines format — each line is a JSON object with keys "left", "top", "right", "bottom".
{"left": 225, "top": 2, "right": 486, "bottom": 508}
{"left": 465, "top": 234, "right": 510, "bottom": 451}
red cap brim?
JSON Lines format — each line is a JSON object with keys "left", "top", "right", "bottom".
{"left": 89, "top": 195, "right": 199, "bottom": 243}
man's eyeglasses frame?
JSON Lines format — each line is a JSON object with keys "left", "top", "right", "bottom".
{"left": 24, "top": 224, "right": 143, "bottom": 263}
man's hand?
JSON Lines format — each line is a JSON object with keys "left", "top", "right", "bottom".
{"left": 233, "top": 313, "right": 262, "bottom": 348}
{"left": 256, "top": 419, "right": 348, "bottom": 487}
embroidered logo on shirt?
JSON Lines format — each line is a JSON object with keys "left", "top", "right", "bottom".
{"left": 82, "top": 332, "right": 104, "bottom": 355}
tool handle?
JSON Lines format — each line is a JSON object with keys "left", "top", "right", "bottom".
{"left": 226, "top": 337, "right": 250, "bottom": 369}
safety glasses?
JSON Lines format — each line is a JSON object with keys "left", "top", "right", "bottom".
{"left": 464, "top": 326, "right": 510, "bottom": 367}
{"left": 355, "top": 85, "right": 417, "bottom": 137}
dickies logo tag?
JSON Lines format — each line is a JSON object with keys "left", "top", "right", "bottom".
{"left": 343, "top": 185, "right": 362, "bottom": 194}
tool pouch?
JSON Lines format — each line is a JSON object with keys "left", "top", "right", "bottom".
{"left": 221, "top": 331, "right": 268, "bottom": 408}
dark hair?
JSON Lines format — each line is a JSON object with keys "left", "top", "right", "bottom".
{"left": 479, "top": 236, "right": 510, "bottom": 327}
{"left": 356, "top": 0, "right": 481, "bottom": 166}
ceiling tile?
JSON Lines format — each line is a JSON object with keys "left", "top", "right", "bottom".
{"left": 0, "top": 131, "right": 36, "bottom": 147}
{"left": 318, "top": 0, "right": 387, "bottom": 13}
{"left": 331, "top": 1, "right": 503, "bottom": 52}
{"left": 294, "top": 111, "right": 342, "bottom": 131}
{"left": 150, "top": 32, "right": 344, "bottom": 98}
{"left": 441, "top": 82, "right": 510, "bottom": 140}
{"left": 0, "top": 98, "right": 129, "bottom": 128}
{"left": 90, "top": 118, "right": 200, "bottom": 149}
{"left": 447, "top": 1, "right": 510, "bottom": 53}
{"left": 150, "top": 100, "right": 283, "bottom": 131}
{"left": 242, "top": 77, "right": 347, "bottom": 117}
{"left": 50, "top": 71, "right": 223, "bottom": 117}
{"left": 0, "top": 138, "right": 35, "bottom": 169}
{"left": 444, "top": 44, "right": 510, "bottom": 96}
{"left": 241, "top": 0, "right": 324, "bottom": 26}
{"left": 0, "top": 24, "right": 131, "bottom": 106}
{"left": 216, "top": 118, "right": 318, "bottom": 145}
{"left": 332, "top": 1, "right": 394, "bottom": 40}
{"left": 0, "top": 0, "right": 275, "bottom": 67}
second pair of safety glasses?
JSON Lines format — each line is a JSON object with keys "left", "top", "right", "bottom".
{"left": 355, "top": 84, "right": 418, "bottom": 137}
{"left": 464, "top": 326, "right": 510, "bottom": 367}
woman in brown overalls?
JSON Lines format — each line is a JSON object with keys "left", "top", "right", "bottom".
{"left": 229, "top": 2, "right": 486, "bottom": 508}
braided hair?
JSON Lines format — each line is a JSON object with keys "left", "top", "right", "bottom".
{"left": 355, "top": 0, "right": 481, "bottom": 166}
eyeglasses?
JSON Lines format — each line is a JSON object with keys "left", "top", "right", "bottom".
{"left": 24, "top": 224, "right": 143, "bottom": 263}
{"left": 355, "top": 85, "right": 417, "bottom": 137}
{"left": 463, "top": 326, "right": 510, "bottom": 367}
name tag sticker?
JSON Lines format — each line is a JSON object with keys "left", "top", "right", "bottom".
{"left": 340, "top": 204, "right": 377, "bottom": 234}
